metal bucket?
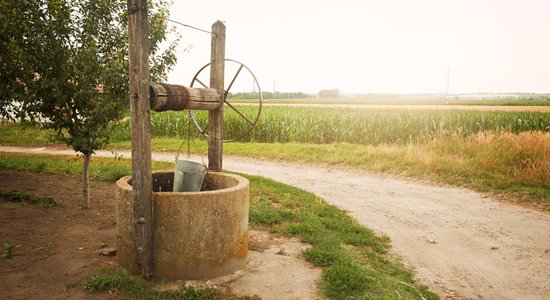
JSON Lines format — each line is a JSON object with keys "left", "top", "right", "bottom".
{"left": 173, "top": 160, "right": 206, "bottom": 192}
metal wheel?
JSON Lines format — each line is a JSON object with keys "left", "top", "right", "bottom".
{"left": 189, "top": 59, "right": 262, "bottom": 143}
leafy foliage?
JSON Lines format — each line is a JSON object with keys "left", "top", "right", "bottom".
{"left": 0, "top": 0, "right": 178, "bottom": 155}
{"left": 0, "top": 0, "right": 179, "bottom": 207}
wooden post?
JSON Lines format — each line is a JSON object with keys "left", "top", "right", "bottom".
{"left": 127, "top": 0, "right": 154, "bottom": 278}
{"left": 208, "top": 21, "right": 226, "bottom": 172}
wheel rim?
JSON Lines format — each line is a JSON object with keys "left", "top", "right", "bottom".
{"left": 189, "top": 59, "right": 262, "bottom": 143}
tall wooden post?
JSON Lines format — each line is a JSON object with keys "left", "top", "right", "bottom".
{"left": 208, "top": 21, "right": 226, "bottom": 171}
{"left": 127, "top": 0, "right": 154, "bottom": 278}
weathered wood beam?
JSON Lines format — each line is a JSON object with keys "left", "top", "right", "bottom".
{"left": 149, "top": 84, "right": 221, "bottom": 111}
{"left": 208, "top": 21, "right": 225, "bottom": 172}
{"left": 127, "top": 0, "right": 154, "bottom": 278}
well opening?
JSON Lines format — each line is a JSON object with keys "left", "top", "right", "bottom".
{"left": 127, "top": 171, "right": 238, "bottom": 192}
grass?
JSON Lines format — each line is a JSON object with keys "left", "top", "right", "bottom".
{"left": 1, "top": 242, "right": 22, "bottom": 260}
{"left": 2, "top": 120, "right": 548, "bottom": 209}
{"left": 84, "top": 268, "right": 257, "bottom": 300}
{"left": 0, "top": 152, "right": 172, "bottom": 181}
{"left": 0, "top": 122, "right": 54, "bottom": 146}
{"left": 246, "top": 174, "right": 436, "bottom": 299}
{"left": 112, "top": 133, "right": 550, "bottom": 209}
{"left": 0, "top": 188, "right": 62, "bottom": 208}
{"left": 0, "top": 153, "right": 436, "bottom": 299}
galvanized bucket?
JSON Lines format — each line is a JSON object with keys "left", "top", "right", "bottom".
{"left": 173, "top": 159, "right": 206, "bottom": 192}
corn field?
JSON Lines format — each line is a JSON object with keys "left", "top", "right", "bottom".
{"left": 111, "top": 107, "right": 550, "bottom": 145}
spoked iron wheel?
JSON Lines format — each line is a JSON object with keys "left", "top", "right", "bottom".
{"left": 189, "top": 59, "right": 262, "bottom": 142}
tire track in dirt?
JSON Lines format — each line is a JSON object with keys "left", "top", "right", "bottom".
{"left": 2, "top": 146, "right": 550, "bottom": 299}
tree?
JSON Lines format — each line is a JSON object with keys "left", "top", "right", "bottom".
{"left": 0, "top": 0, "right": 179, "bottom": 208}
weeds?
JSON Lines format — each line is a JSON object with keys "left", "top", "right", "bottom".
{"left": 64, "top": 282, "right": 77, "bottom": 292}
{"left": 1, "top": 242, "right": 22, "bottom": 260}
{"left": 0, "top": 189, "right": 61, "bottom": 208}
{"left": 84, "top": 268, "right": 258, "bottom": 300}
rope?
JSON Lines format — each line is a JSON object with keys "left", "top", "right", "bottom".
{"left": 166, "top": 18, "right": 211, "bottom": 34}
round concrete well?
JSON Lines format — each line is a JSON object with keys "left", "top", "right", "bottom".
{"left": 116, "top": 171, "right": 249, "bottom": 280}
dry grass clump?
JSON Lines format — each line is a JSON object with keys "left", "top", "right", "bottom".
{"left": 474, "top": 131, "right": 549, "bottom": 183}
{"left": 423, "top": 131, "right": 549, "bottom": 207}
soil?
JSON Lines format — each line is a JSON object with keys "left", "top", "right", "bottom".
{"left": 0, "top": 169, "right": 323, "bottom": 300}
{"left": 0, "top": 170, "right": 119, "bottom": 300}
{"left": 2, "top": 146, "right": 550, "bottom": 299}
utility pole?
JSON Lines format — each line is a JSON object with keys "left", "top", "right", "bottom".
{"left": 127, "top": 0, "right": 154, "bottom": 278}
{"left": 447, "top": 65, "right": 450, "bottom": 96}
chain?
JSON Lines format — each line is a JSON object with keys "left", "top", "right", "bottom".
{"left": 175, "top": 110, "right": 206, "bottom": 169}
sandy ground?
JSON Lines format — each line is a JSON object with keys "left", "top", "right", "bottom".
{"left": 2, "top": 146, "right": 550, "bottom": 299}
{"left": 207, "top": 230, "right": 323, "bottom": 300}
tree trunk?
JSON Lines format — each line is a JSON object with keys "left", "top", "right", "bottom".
{"left": 82, "top": 153, "right": 91, "bottom": 209}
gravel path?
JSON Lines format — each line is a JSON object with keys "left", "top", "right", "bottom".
{"left": 2, "top": 145, "right": 549, "bottom": 299}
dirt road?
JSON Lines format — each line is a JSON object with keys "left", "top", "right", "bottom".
{"left": 2, "top": 146, "right": 550, "bottom": 299}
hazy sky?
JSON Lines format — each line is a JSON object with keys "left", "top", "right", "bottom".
{"left": 166, "top": 0, "right": 550, "bottom": 94}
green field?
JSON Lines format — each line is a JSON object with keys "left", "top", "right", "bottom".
{"left": 230, "top": 97, "right": 550, "bottom": 106}
{"left": 109, "top": 107, "right": 550, "bottom": 144}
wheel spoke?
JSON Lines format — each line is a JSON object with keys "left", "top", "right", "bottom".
{"left": 224, "top": 65, "right": 244, "bottom": 100}
{"left": 225, "top": 100, "right": 254, "bottom": 126}
{"left": 194, "top": 78, "right": 208, "bottom": 88}
{"left": 190, "top": 59, "right": 262, "bottom": 142}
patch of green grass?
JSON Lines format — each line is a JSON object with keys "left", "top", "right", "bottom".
{"left": 249, "top": 196, "right": 296, "bottom": 225}
{"left": 0, "top": 152, "right": 172, "bottom": 181}
{"left": 64, "top": 282, "right": 78, "bottom": 292}
{"left": 244, "top": 174, "right": 437, "bottom": 299}
{"left": 84, "top": 268, "right": 258, "bottom": 300}
{"left": 0, "top": 189, "right": 28, "bottom": 202}
{"left": 36, "top": 195, "right": 61, "bottom": 208}
{"left": 1, "top": 242, "right": 22, "bottom": 260}
{"left": 321, "top": 260, "right": 373, "bottom": 299}
{"left": 0, "top": 188, "right": 61, "bottom": 208}
{"left": 0, "top": 122, "right": 54, "bottom": 146}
